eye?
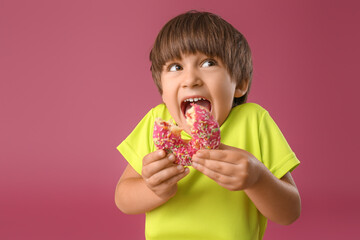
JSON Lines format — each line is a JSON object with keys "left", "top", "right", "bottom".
{"left": 168, "top": 64, "right": 183, "bottom": 72}
{"left": 201, "top": 59, "right": 217, "bottom": 68}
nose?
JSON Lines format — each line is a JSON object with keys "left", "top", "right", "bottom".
{"left": 181, "top": 67, "right": 203, "bottom": 88}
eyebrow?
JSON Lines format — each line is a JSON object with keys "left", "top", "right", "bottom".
{"left": 162, "top": 58, "right": 182, "bottom": 68}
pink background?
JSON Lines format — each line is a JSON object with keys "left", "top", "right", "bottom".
{"left": 1, "top": 0, "right": 359, "bottom": 239}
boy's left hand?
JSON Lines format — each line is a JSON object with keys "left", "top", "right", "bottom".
{"left": 192, "top": 143, "right": 263, "bottom": 191}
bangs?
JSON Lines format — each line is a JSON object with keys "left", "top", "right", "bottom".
{"left": 150, "top": 12, "right": 232, "bottom": 73}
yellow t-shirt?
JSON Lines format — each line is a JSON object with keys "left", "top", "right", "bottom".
{"left": 117, "top": 103, "right": 300, "bottom": 240}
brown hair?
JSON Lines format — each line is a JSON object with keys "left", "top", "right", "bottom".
{"left": 150, "top": 10, "right": 253, "bottom": 106}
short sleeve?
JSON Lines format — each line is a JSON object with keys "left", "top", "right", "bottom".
{"left": 259, "top": 111, "right": 300, "bottom": 179}
{"left": 117, "top": 109, "right": 156, "bottom": 174}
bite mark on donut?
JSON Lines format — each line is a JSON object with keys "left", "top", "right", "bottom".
{"left": 153, "top": 104, "right": 220, "bottom": 166}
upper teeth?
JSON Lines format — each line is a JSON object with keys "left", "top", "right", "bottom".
{"left": 184, "top": 97, "right": 206, "bottom": 103}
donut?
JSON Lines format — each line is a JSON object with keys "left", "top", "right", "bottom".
{"left": 153, "top": 103, "right": 221, "bottom": 166}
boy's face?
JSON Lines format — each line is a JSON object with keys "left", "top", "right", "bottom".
{"left": 160, "top": 52, "right": 246, "bottom": 134}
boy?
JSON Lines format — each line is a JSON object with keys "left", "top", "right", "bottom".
{"left": 115, "top": 11, "right": 300, "bottom": 240}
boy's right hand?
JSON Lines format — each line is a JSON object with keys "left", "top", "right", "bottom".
{"left": 142, "top": 150, "right": 189, "bottom": 200}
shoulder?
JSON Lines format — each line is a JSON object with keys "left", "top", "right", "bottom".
{"left": 151, "top": 103, "right": 167, "bottom": 112}
{"left": 233, "top": 102, "right": 267, "bottom": 113}
{"left": 229, "top": 102, "right": 268, "bottom": 120}
{"left": 221, "top": 103, "right": 268, "bottom": 132}
{"left": 129, "top": 103, "right": 170, "bottom": 129}
{"left": 149, "top": 103, "right": 172, "bottom": 120}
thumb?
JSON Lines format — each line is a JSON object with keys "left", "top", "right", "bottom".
{"left": 218, "top": 143, "right": 244, "bottom": 152}
{"left": 218, "top": 143, "right": 235, "bottom": 150}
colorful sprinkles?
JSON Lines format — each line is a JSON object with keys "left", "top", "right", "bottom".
{"left": 153, "top": 104, "right": 221, "bottom": 166}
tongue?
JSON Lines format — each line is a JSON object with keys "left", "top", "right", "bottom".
{"left": 196, "top": 100, "right": 211, "bottom": 111}
{"left": 185, "top": 100, "right": 211, "bottom": 115}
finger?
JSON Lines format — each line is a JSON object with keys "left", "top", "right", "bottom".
{"left": 192, "top": 157, "right": 235, "bottom": 176}
{"left": 160, "top": 167, "right": 190, "bottom": 186}
{"left": 142, "top": 154, "right": 176, "bottom": 178}
{"left": 218, "top": 143, "right": 236, "bottom": 150}
{"left": 195, "top": 149, "right": 226, "bottom": 161}
{"left": 143, "top": 150, "right": 166, "bottom": 166}
{"left": 218, "top": 143, "right": 248, "bottom": 154}
{"left": 194, "top": 149, "right": 237, "bottom": 165}
{"left": 192, "top": 162, "right": 234, "bottom": 185}
{"left": 196, "top": 145, "right": 249, "bottom": 165}
{"left": 146, "top": 164, "right": 186, "bottom": 187}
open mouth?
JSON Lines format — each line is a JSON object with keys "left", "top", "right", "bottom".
{"left": 181, "top": 97, "right": 211, "bottom": 118}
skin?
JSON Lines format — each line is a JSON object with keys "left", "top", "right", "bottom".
{"left": 160, "top": 52, "right": 245, "bottom": 134}
{"left": 115, "top": 52, "right": 301, "bottom": 225}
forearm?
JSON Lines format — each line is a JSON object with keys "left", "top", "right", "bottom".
{"left": 115, "top": 177, "right": 168, "bottom": 215}
{"left": 244, "top": 167, "right": 301, "bottom": 225}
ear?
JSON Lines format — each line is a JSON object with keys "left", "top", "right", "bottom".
{"left": 234, "top": 79, "right": 249, "bottom": 98}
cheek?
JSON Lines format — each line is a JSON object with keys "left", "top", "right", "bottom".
{"left": 215, "top": 82, "right": 236, "bottom": 102}
{"left": 161, "top": 93, "right": 171, "bottom": 106}
{"left": 160, "top": 80, "right": 175, "bottom": 97}
{"left": 161, "top": 92, "right": 178, "bottom": 115}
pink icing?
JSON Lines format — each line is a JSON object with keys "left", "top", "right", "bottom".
{"left": 153, "top": 104, "right": 220, "bottom": 166}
